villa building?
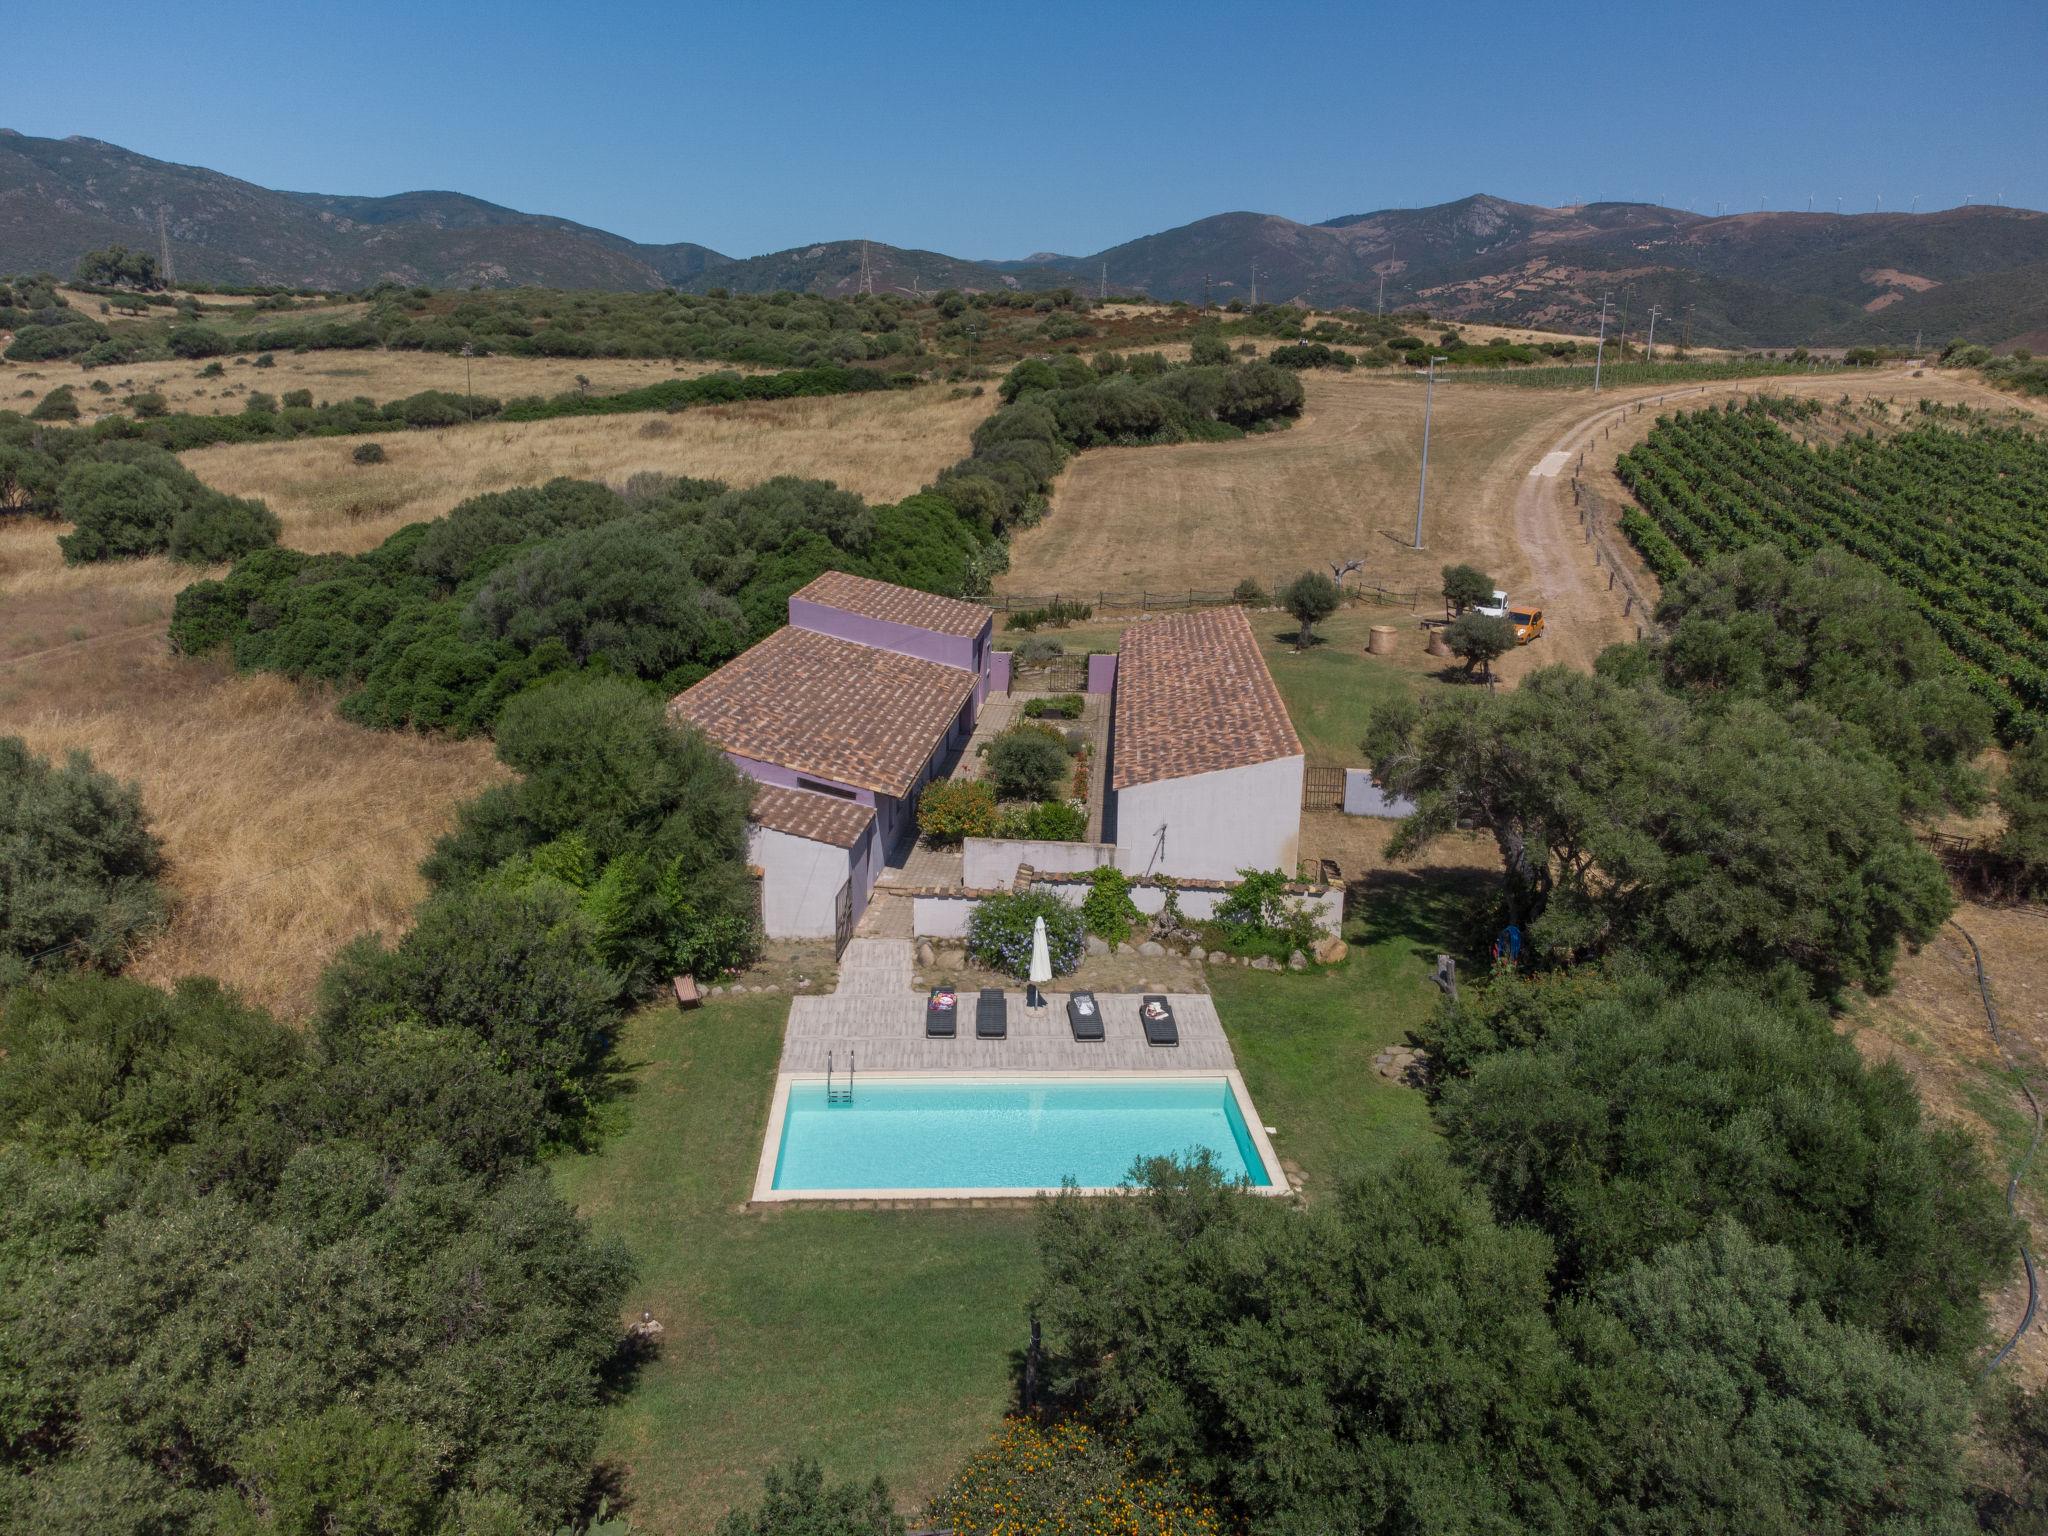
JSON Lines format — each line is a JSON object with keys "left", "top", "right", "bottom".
{"left": 1106, "top": 606, "right": 1305, "bottom": 881}
{"left": 669, "top": 571, "right": 995, "bottom": 945}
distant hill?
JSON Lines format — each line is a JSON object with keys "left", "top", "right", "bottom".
{"left": 0, "top": 130, "right": 730, "bottom": 291}
{"left": 4, "top": 131, "right": 2046, "bottom": 346}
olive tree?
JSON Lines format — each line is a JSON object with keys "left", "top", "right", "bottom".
{"left": 1282, "top": 570, "right": 1341, "bottom": 649}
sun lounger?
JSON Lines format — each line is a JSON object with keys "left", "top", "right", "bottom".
{"left": 1140, "top": 994, "right": 1178, "bottom": 1047}
{"left": 926, "top": 987, "right": 958, "bottom": 1038}
{"left": 976, "top": 988, "right": 1008, "bottom": 1039}
{"left": 1066, "top": 990, "right": 1104, "bottom": 1041}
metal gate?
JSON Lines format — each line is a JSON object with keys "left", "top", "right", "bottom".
{"left": 1303, "top": 766, "right": 1347, "bottom": 809}
{"left": 832, "top": 877, "right": 854, "bottom": 958}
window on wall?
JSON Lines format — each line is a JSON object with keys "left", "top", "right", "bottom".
{"left": 796, "top": 776, "right": 860, "bottom": 801}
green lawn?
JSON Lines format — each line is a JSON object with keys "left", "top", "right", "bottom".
{"left": 1208, "top": 872, "right": 1470, "bottom": 1190}
{"left": 552, "top": 995, "right": 1036, "bottom": 1532}
{"left": 557, "top": 867, "right": 1477, "bottom": 1529}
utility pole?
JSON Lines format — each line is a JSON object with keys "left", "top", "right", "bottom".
{"left": 1250, "top": 264, "right": 1258, "bottom": 307}
{"left": 1644, "top": 305, "right": 1660, "bottom": 363}
{"left": 1099, "top": 261, "right": 1107, "bottom": 302}
{"left": 1412, "top": 356, "right": 1447, "bottom": 549}
{"left": 1377, "top": 244, "right": 1393, "bottom": 315}
{"left": 1617, "top": 287, "right": 1632, "bottom": 364}
{"left": 156, "top": 206, "right": 174, "bottom": 286}
{"left": 1203, "top": 272, "right": 1212, "bottom": 311}
{"left": 858, "top": 241, "right": 874, "bottom": 296}
{"left": 1593, "top": 293, "right": 1612, "bottom": 393}
{"left": 461, "top": 341, "right": 474, "bottom": 414}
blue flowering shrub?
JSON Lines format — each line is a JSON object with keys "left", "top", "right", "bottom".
{"left": 966, "top": 891, "right": 1085, "bottom": 978}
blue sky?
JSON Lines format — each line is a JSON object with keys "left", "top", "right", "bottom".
{"left": 10, "top": 0, "right": 2045, "bottom": 258}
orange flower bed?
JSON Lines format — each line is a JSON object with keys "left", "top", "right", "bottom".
{"left": 929, "top": 1417, "right": 1226, "bottom": 1536}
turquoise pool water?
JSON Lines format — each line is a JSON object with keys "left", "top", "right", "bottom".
{"left": 770, "top": 1076, "right": 1271, "bottom": 1192}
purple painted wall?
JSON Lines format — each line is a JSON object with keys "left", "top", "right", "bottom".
{"left": 1087, "top": 652, "right": 1118, "bottom": 695}
{"left": 787, "top": 596, "right": 995, "bottom": 710}
{"left": 991, "top": 651, "right": 1013, "bottom": 695}
{"left": 725, "top": 751, "right": 876, "bottom": 807}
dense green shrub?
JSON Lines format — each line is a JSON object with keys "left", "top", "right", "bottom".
{"left": 168, "top": 473, "right": 993, "bottom": 731}
{"left": 1438, "top": 979, "right": 2012, "bottom": 1359}
{"left": 2001, "top": 735, "right": 2048, "bottom": 894}
{"left": 917, "top": 778, "right": 1000, "bottom": 845}
{"left": 1364, "top": 666, "right": 1953, "bottom": 991}
{"left": 711, "top": 1456, "right": 901, "bottom": 1536}
{"left": 351, "top": 440, "right": 386, "bottom": 464}
{"left": 1036, "top": 1152, "right": 1977, "bottom": 1534}
{"left": 1209, "top": 867, "right": 1320, "bottom": 959}
{"left": 29, "top": 386, "right": 79, "bottom": 421}
{"left": 986, "top": 725, "right": 1070, "bottom": 801}
{"left": 1021, "top": 693, "right": 1084, "bottom": 719}
{"left": 966, "top": 889, "right": 1085, "bottom": 977}
{"left": 996, "top": 799, "right": 1088, "bottom": 841}
{"left": 1649, "top": 544, "right": 1991, "bottom": 813}
{"left": 1231, "top": 577, "right": 1268, "bottom": 606}
{"left": 0, "top": 738, "right": 165, "bottom": 979}
{"left": 426, "top": 676, "right": 761, "bottom": 991}
{"left": 0, "top": 972, "right": 631, "bottom": 1531}
{"left": 1079, "top": 865, "right": 1141, "bottom": 947}
{"left": 317, "top": 882, "right": 619, "bottom": 1140}
{"left": 54, "top": 451, "right": 278, "bottom": 564}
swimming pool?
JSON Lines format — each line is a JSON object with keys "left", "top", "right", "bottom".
{"left": 755, "top": 1073, "right": 1284, "bottom": 1200}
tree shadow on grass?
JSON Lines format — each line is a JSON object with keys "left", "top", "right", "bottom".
{"left": 1270, "top": 627, "right": 1329, "bottom": 651}
{"left": 1353, "top": 864, "right": 1498, "bottom": 972}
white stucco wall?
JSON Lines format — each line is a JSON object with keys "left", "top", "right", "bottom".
{"left": 1343, "top": 768, "right": 1417, "bottom": 819}
{"left": 962, "top": 836, "right": 1119, "bottom": 888}
{"left": 750, "top": 826, "right": 854, "bottom": 939}
{"left": 1113, "top": 754, "right": 1305, "bottom": 882}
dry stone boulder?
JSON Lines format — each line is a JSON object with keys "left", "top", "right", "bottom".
{"left": 1287, "top": 950, "right": 1308, "bottom": 971}
{"left": 1086, "top": 935, "right": 1111, "bottom": 957}
{"left": 1250, "top": 955, "right": 1281, "bottom": 972}
{"left": 1138, "top": 941, "right": 1165, "bottom": 958}
{"left": 915, "top": 939, "right": 936, "bottom": 967}
{"left": 1311, "top": 937, "right": 1349, "bottom": 965}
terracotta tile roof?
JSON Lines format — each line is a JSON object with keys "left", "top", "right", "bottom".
{"left": 671, "top": 626, "right": 975, "bottom": 797}
{"left": 748, "top": 783, "right": 875, "bottom": 849}
{"left": 1112, "top": 607, "right": 1303, "bottom": 790}
{"left": 791, "top": 570, "right": 992, "bottom": 639}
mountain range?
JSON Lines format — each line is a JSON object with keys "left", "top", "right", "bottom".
{"left": 5, "top": 129, "right": 2045, "bottom": 349}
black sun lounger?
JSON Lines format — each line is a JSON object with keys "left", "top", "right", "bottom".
{"left": 976, "top": 987, "right": 1008, "bottom": 1039}
{"left": 926, "top": 987, "right": 958, "bottom": 1038}
{"left": 1140, "top": 994, "right": 1179, "bottom": 1047}
{"left": 1066, "top": 990, "right": 1104, "bottom": 1041}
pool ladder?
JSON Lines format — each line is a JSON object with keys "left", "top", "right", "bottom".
{"left": 826, "top": 1049, "right": 855, "bottom": 1105}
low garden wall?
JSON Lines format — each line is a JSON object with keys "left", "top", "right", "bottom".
{"left": 1343, "top": 768, "right": 1417, "bottom": 819}
{"left": 909, "top": 869, "right": 1343, "bottom": 941}
{"left": 962, "top": 836, "right": 1118, "bottom": 888}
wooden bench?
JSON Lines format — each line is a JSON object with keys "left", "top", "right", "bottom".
{"left": 672, "top": 974, "right": 701, "bottom": 1009}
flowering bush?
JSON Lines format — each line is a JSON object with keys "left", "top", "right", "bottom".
{"left": 928, "top": 1418, "right": 1222, "bottom": 1536}
{"left": 966, "top": 891, "right": 1084, "bottom": 978}
{"left": 919, "top": 778, "right": 1000, "bottom": 845}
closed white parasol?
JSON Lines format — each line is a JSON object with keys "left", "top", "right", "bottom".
{"left": 1028, "top": 915, "right": 1053, "bottom": 1006}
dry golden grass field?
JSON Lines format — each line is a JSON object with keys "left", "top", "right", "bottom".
{"left": 180, "top": 382, "right": 995, "bottom": 554}
{"left": 2, "top": 382, "right": 997, "bottom": 1012}
{"left": 1, "top": 639, "right": 505, "bottom": 1016}
{"left": 1006, "top": 365, "right": 2038, "bottom": 679}
{"left": 0, "top": 349, "right": 758, "bottom": 422}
